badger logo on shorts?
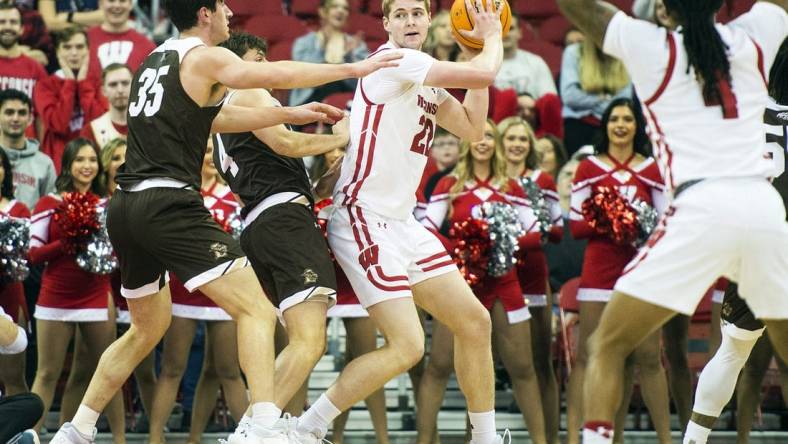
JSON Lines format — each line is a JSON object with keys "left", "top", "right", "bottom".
{"left": 302, "top": 269, "right": 318, "bottom": 285}
{"left": 209, "top": 242, "right": 228, "bottom": 259}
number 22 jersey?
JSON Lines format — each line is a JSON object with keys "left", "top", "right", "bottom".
{"left": 333, "top": 43, "right": 450, "bottom": 220}
{"left": 117, "top": 37, "right": 223, "bottom": 191}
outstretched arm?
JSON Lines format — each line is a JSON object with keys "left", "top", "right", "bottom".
{"left": 211, "top": 102, "right": 344, "bottom": 134}
{"left": 229, "top": 88, "right": 350, "bottom": 157}
{"left": 206, "top": 46, "right": 402, "bottom": 91}
{"left": 557, "top": 0, "right": 618, "bottom": 48}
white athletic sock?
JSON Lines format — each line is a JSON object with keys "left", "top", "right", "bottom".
{"left": 72, "top": 404, "right": 100, "bottom": 436}
{"left": 684, "top": 420, "right": 712, "bottom": 444}
{"left": 296, "top": 393, "right": 341, "bottom": 437}
{"left": 468, "top": 410, "right": 496, "bottom": 444}
{"left": 582, "top": 421, "right": 614, "bottom": 444}
{"left": 251, "top": 402, "right": 281, "bottom": 429}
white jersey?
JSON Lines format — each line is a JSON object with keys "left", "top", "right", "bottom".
{"left": 603, "top": 3, "right": 788, "bottom": 191}
{"left": 333, "top": 42, "right": 451, "bottom": 220}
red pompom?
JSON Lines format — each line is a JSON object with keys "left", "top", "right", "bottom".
{"left": 449, "top": 218, "right": 491, "bottom": 286}
{"left": 53, "top": 192, "right": 100, "bottom": 254}
{"left": 581, "top": 186, "right": 639, "bottom": 246}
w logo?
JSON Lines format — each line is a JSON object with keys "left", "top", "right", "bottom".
{"left": 358, "top": 244, "right": 379, "bottom": 271}
{"left": 97, "top": 41, "right": 133, "bottom": 68}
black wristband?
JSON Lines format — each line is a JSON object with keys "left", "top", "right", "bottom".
{"left": 67, "top": 11, "right": 74, "bottom": 23}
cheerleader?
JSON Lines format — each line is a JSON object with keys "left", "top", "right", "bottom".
{"left": 418, "top": 119, "right": 546, "bottom": 444}
{"left": 565, "top": 99, "right": 670, "bottom": 444}
{"left": 101, "top": 138, "right": 156, "bottom": 423}
{"left": 27, "top": 138, "right": 125, "bottom": 442}
{"left": 147, "top": 139, "right": 247, "bottom": 444}
{"left": 0, "top": 148, "right": 31, "bottom": 396}
{"left": 500, "top": 116, "right": 563, "bottom": 444}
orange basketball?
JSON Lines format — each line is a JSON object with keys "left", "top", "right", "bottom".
{"left": 450, "top": 0, "right": 512, "bottom": 49}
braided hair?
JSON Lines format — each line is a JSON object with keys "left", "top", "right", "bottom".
{"left": 663, "top": 0, "right": 729, "bottom": 105}
{"left": 769, "top": 38, "right": 788, "bottom": 104}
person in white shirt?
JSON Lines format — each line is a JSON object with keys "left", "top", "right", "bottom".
{"left": 494, "top": 15, "right": 557, "bottom": 99}
{"left": 555, "top": 0, "right": 788, "bottom": 442}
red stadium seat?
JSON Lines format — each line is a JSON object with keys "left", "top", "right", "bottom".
{"left": 520, "top": 40, "right": 563, "bottom": 78}
{"left": 267, "top": 40, "right": 294, "bottom": 61}
{"left": 323, "top": 91, "right": 355, "bottom": 110}
{"left": 538, "top": 14, "right": 571, "bottom": 46}
{"left": 607, "top": 0, "right": 633, "bottom": 14}
{"left": 365, "top": 38, "right": 387, "bottom": 51}
{"left": 232, "top": 0, "right": 284, "bottom": 17}
{"left": 716, "top": 0, "right": 755, "bottom": 23}
{"left": 291, "top": 0, "right": 321, "bottom": 18}
{"left": 514, "top": 0, "right": 560, "bottom": 19}
{"left": 347, "top": 13, "right": 388, "bottom": 40}
{"left": 242, "top": 15, "right": 309, "bottom": 46}
{"left": 517, "top": 20, "right": 538, "bottom": 45}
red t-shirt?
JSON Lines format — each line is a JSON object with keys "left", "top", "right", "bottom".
{"left": 87, "top": 26, "right": 156, "bottom": 74}
{"left": 0, "top": 54, "right": 46, "bottom": 99}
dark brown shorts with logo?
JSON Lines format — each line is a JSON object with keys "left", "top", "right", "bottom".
{"left": 240, "top": 202, "right": 336, "bottom": 311}
{"left": 107, "top": 187, "right": 245, "bottom": 297}
{"left": 721, "top": 282, "right": 764, "bottom": 332}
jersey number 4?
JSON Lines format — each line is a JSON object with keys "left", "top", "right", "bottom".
{"left": 129, "top": 66, "right": 170, "bottom": 117}
{"left": 410, "top": 115, "right": 435, "bottom": 156}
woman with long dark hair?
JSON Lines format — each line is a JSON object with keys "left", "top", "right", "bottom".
{"left": 28, "top": 138, "right": 125, "bottom": 442}
{"left": 0, "top": 148, "right": 31, "bottom": 396}
{"left": 418, "top": 120, "right": 547, "bottom": 444}
{"left": 565, "top": 99, "right": 671, "bottom": 444}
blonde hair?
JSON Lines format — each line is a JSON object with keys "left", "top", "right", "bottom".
{"left": 497, "top": 116, "right": 539, "bottom": 170}
{"left": 382, "top": 0, "right": 431, "bottom": 18}
{"left": 449, "top": 119, "right": 509, "bottom": 198}
{"left": 578, "top": 39, "right": 629, "bottom": 95}
{"left": 100, "top": 138, "right": 126, "bottom": 172}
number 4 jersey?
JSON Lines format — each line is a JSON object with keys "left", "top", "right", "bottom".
{"left": 116, "top": 37, "right": 223, "bottom": 190}
{"left": 333, "top": 43, "right": 450, "bottom": 220}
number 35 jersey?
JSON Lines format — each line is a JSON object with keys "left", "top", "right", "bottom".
{"left": 333, "top": 43, "right": 450, "bottom": 221}
{"left": 116, "top": 37, "right": 223, "bottom": 191}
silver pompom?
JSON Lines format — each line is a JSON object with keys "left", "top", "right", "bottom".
{"left": 472, "top": 202, "right": 525, "bottom": 277}
{"left": 224, "top": 207, "right": 245, "bottom": 240}
{"left": 632, "top": 199, "right": 658, "bottom": 247}
{"left": 519, "top": 177, "right": 553, "bottom": 243}
{"left": 75, "top": 206, "right": 117, "bottom": 275}
{"left": 0, "top": 215, "right": 30, "bottom": 282}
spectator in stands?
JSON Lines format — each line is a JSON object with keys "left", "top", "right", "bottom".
{"left": 0, "top": 306, "right": 43, "bottom": 444}
{"left": 37, "top": 0, "right": 102, "bottom": 32}
{"left": 290, "top": 0, "right": 368, "bottom": 106}
{"left": 423, "top": 127, "right": 460, "bottom": 203}
{"left": 563, "top": 28, "right": 585, "bottom": 47}
{"left": 80, "top": 63, "right": 129, "bottom": 147}
{"left": 535, "top": 134, "right": 568, "bottom": 179}
{"left": 34, "top": 25, "right": 107, "bottom": 171}
{"left": 517, "top": 91, "right": 564, "bottom": 139}
{"left": 0, "top": 4, "right": 46, "bottom": 99}
{"left": 0, "top": 1, "right": 50, "bottom": 66}
{"left": 0, "top": 88, "right": 55, "bottom": 209}
{"left": 424, "top": 11, "right": 459, "bottom": 62}
{"left": 87, "top": 0, "right": 155, "bottom": 73}
{"left": 560, "top": 38, "right": 632, "bottom": 155}
{"left": 543, "top": 152, "right": 589, "bottom": 293}
{"left": 495, "top": 16, "right": 557, "bottom": 99}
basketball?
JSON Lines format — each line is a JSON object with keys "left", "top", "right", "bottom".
{"left": 450, "top": 0, "right": 512, "bottom": 49}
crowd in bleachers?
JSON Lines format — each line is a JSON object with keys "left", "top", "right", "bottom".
{"left": 0, "top": 0, "right": 786, "bottom": 443}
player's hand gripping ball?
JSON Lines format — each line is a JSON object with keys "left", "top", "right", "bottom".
{"left": 450, "top": 0, "right": 512, "bottom": 49}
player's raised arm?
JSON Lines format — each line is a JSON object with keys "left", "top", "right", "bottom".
{"left": 205, "top": 46, "right": 402, "bottom": 91}
{"left": 424, "top": 0, "right": 504, "bottom": 89}
{"left": 557, "top": 0, "right": 619, "bottom": 47}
